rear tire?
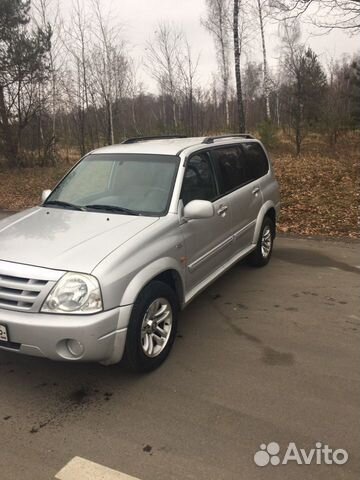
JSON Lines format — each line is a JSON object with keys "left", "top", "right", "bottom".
{"left": 123, "top": 281, "right": 178, "bottom": 373}
{"left": 247, "top": 216, "right": 275, "bottom": 267}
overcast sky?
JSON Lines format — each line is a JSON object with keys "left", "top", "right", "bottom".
{"left": 60, "top": 0, "right": 359, "bottom": 93}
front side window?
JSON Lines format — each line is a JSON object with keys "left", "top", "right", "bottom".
{"left": 181, "top": 153, "right": 217, "bottom": 205}
{"left": 211, "top": 146, "right": 249, "bottom": 194}
{"left": 46, "top": 153, "right": 180, "bottom": 215}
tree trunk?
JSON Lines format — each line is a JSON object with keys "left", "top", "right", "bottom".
{"left": 189, "top": 87, "right": 194, "bottom": 135}
{"left": 257, "top": 0, "right": 271, "bottom": 120}
{"left": 0, "top": 86, "right": 18, "bottom": 165}
{"left": 233, "top": 0, "right": 246, "bottom": 131}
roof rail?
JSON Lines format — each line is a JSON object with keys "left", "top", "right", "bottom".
{"left": 202, "top": 134, "right": 255, "bottom": 144}
{"left": 122, "top": 135, "right": 187, "bottom": 144}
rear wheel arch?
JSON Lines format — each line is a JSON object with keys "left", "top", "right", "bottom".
{"left": 253, "top": 202, "right": 277, "bottom": 244}
{"left": 265, "top": 207, "right": 276, "bottom": 234}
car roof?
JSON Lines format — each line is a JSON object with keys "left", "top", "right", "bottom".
{"left": 91, "top": 136, "right": 258, "bottom": 157}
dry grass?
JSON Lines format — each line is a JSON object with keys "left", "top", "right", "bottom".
{"left": 0, "top": 135, "right": 359, "bottom": 238}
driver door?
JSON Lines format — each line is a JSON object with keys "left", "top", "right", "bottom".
{"left": 180, "top": 152, "right": 233, "bottom": 293}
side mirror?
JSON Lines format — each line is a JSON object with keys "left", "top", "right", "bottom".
{"left": 183, "top": 200, "right": 214, "bottom": 220}
{"left": 41, "top": 189, "right": 52, "bottom": 203}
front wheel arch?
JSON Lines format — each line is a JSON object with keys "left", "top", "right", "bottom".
{"left": 119, "top": 258, "right": 185, "bottom": 308}
{"left": 123, "top": 280, "right": 179, "bottom": 372}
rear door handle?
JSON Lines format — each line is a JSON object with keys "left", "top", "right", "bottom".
{"left": 252, "top": 187, "right": 260, "bottom": 195}
{"left": 217, "top": 205, "right": 228, "bottom": 216}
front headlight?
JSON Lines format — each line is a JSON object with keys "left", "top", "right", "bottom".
{"left": 41, "top": 272, "right": 103, "bottom": 314}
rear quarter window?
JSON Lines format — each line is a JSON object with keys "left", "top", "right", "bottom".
{"left": 241, "top": 142, "right": 269, "bottom": 180}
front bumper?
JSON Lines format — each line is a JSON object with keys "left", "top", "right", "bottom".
{"left": 0, "top": 305, "right": 133, "bottom": 365}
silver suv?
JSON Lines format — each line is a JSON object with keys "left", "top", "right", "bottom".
{"left": 0, "top": 135, "right": 279, "bottom": 372}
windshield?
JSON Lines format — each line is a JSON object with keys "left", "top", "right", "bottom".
{"left": 45, "top": 153, "right": 180, "bottom": 215}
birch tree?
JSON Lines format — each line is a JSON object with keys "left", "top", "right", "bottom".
{"left": 233, "top": 0, "right": 246, "bottom": 131}
{"left": 202, "top": 0, "right": 231, "bottom": 127}
{"left": 256, "top": 0, "right": 271, "bottom": 120}
{"left": 33, "top": 0, "right": 62, "bottom": 163}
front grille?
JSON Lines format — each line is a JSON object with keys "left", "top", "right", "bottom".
{"left": 0, "top": 274, "right": 49, "bottom": 311}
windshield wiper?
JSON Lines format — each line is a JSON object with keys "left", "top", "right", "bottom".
{"left": 85, "top": 204, "right": 141, "bottom": 216}
{"left": 44, "top": 200, "right": 86, "bottom": 211}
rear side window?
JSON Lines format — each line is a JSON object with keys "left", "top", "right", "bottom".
{"left": 241, "top": 142, "right": 269, "bottom": 180}
{"left": 211, "top": 146, "right": 249, "bottom": 194}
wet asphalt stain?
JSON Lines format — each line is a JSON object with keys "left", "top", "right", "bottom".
{"left": 211, "top": 293, "right": 222, "bottom": 300}
{"left": 346, "top": 319, "right": 360, "bottom": 327}
{"left": 143, "top": 444, "right": 153, "bottom": 454}
{"left": 104, "top": 392, "right": 113, "bottom": 401}
{"left": 225, "top": 320, "right": 262, "bottom": 344}
{"left": 262, "top": 347, "right": 295, "bottom": 366}
{"left": 236, "top": 303, "right": 248, "bottom": 310}
{"left": 28, "top": 385, "right": 114, "bottom": 434}
{"left": 273, "top": 247, "right": 360, "bottom": 275}
{"left": 289, "top": 291, "right": 350, "bottom": 309}
{"left": 210, "top": 297, "right": 295, "bottom": 366}
{"left": 69, "top": 386, "right": 90, "bottom": 405}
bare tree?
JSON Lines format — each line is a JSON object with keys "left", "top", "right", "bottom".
{"left": 177, "top": 39, "right": 200, "bottom": 135}
{"left": 280, "top": 20, "right": 327, "bottom": 154}
{"left": 203, "top": 0, "right": 231, "bottom": 127}
{"left": 273, "top": 1, "right": 360, "bottom": 33}
{"left": 91, "top": 0, "right": 118, "bottom": 145}
{"left": 145, "top": 22, "right": 182, "bottom": 131}
{"left": 63, "top": 0, "right": 92, "bottom": 155}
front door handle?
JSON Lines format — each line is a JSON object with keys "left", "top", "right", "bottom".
{"left": 217, "top": 204, "right": 228, "bottom": 216}
{"left": 252, "top": 187, "right": 260, "bottom": 195}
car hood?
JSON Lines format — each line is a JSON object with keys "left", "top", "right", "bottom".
{"left": 0, "top": 207, "right": 159, "bottom": 273}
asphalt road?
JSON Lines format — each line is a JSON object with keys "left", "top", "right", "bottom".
{"left": 0, "top": 211, "right": 359, "bottom": 480}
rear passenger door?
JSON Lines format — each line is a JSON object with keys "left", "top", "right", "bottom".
{"left": 210, "top": 144, "right": 264, "bottom": 253}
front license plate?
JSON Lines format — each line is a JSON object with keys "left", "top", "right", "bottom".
{"left": 0, "top": 324, "right": 9, "bottom": 342}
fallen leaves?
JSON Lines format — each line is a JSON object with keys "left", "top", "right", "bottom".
{"left": 271, "top": 137, "right": 359, "bottom": 239}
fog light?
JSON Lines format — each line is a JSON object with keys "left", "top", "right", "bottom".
{"left": 66, "top": 339, "right": 84, "bottom": 357}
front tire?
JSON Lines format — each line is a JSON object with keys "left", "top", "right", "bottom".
{"left": 247, "top": 216, "right": 275, "bottom": 267}
{"left": 123, "top": 281, "right": 178, "bottom": 373}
